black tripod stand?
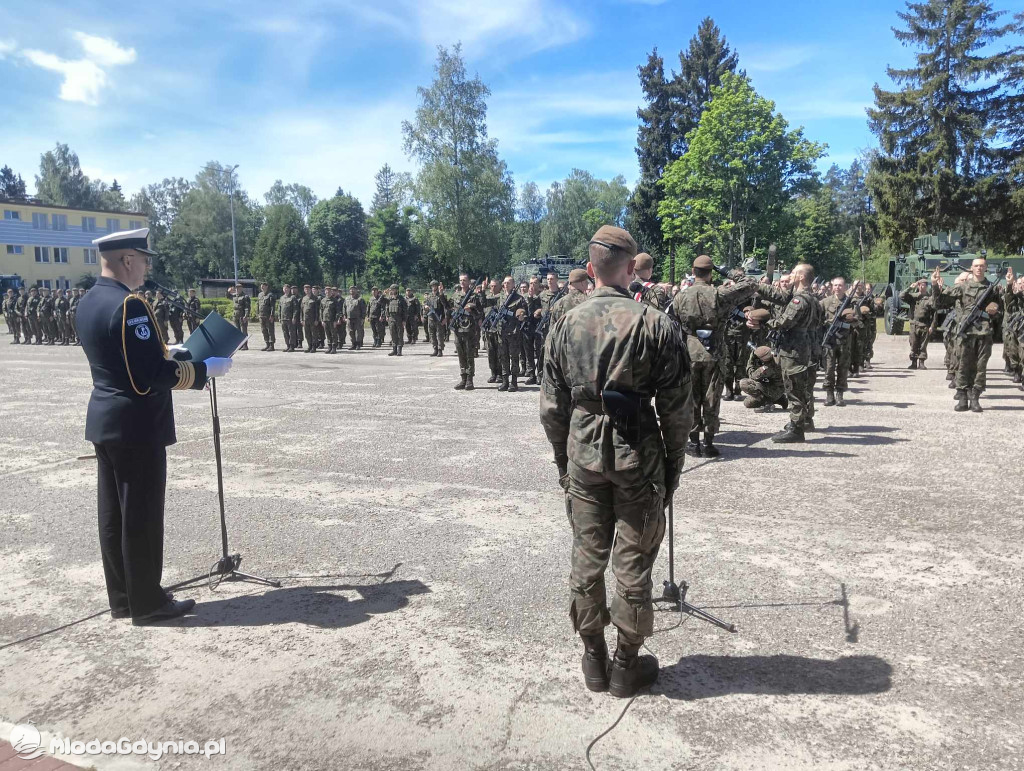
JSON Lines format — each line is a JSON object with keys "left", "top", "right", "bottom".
{"left": 148, "top": 281, "right": 280, "bottom": 591}
{"left": 655, "top": 496, "right": 736, "bottom": 633}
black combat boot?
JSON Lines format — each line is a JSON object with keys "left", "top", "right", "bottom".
{"left": 497, "top": 376, "right": 509, "bottom": 392}
{"left": 454, "top": 374, "right": 467, "bottom": 390}
{"left": 954, "top": 390, "right": 969, "bottom": 412}
{"left": 388, "top": 345, "right": 397, "bottom": 356}
{"left": 945, "top": 370, "right": 954, "bottom": 381}
{"left": 1004, "top": 363, "right": 1013, "bottom": 374}
{"left": 703, "top": 432, "right": 720, "bottom": 458}
{"left": 771, "top": 424, "right": 805, "bottom": 444}
{"left": 723, "top": 385, "right": 735, "bottom": 401}
{"left": 803, "top": 417, "right": 816, "bottom": 431}
{"left": 397, "top": 347, "right": 403, "bottom": 356}
{"left": 436, "top": 350, "right": 442, "bottom": 357}
{"left": 688, "top": 431, "right": 702, "bottom": 457}
{"left": 465, "top": 376, "right": 474, "bottom": 391}
{"left": 608, "top": 641, "right": 658, "bottom": 699}
{"left": 525, "top": 374, "right": 538, "bottom": 385}
{"left": 580, "top": 633, "right": 610, "bottom": 692}
{"left": 969, "top": 390, "right": 983, "bottom": 413}
{"left": 268, "top": 343, "right": 275, "bottom": 351}
{"left": 824, "top": 390, "right": 836, "bottom": 406}
{"left": 509, "top": 376, "right": 519, "bottom": 392}
{"left": 835, "top": 391, "right": 846, "bottom": 407}
{"left": 487, "top": 373, "right": 499, "bottom": 383}
{"left": 1012, "top": 373, "right": 1022, "bottom": 384}
{"left": 775, "top": 395, "right": 789, "bottom": 410}
{"left": 907, "top": 360, "right": 917, "bottom": 369}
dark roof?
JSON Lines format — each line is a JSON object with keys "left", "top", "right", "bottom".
{"left": 199, "top": 278, "right": 257, "bottom": 284}
{"left": 0, "top": 197, "right": 147, "bottom": 218}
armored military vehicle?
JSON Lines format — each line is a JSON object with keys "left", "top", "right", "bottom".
{"left": 511, "top": 254, "right": 586, "bottom": 285}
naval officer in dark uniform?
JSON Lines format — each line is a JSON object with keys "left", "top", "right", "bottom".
{"left": 77, "top": 227, "right": 234, "bottom": 625}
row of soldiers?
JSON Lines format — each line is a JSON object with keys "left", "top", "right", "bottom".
{"left": 899, "top": 264, "right": 1024, "bottom": 410}
{"left": 3, "top": 286, "right": 85, "bottom": 345}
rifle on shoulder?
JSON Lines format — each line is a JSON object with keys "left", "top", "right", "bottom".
{"left": 954, "top": 269, "right": 1005, "bottom": 338}
{"left": 448, "top": 279, "right": 479, "bottom": 332}
{"left": 536, "top": 284, "right": 569, "bottom": 340}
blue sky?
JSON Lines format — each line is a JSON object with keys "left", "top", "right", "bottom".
{"left": 1, "top": 0, "right": 1021, "bottom": 209}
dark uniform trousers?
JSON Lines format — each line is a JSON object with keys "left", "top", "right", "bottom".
{"left": 96, "top": 444, "right": 168, "bottom": 616}
{"left": 455, "top": 330, "right": 475, "bottom": 376}
{"left": 823, "top": 339, "right": 852, "bottom": 390}
{"left": 909, "top": 322, "right": 931, "bottom": 361}
{"left": 486, "top": 331, "right": 500, "bottom": 376}
{"left": 406, "top": 316, "right": 419, "bottom": 343}
{"left": 956, "top": 335, "right": 993, "bottom": 393}
{"left": 427, "top": 317, "right": 445, "bottom": 352}
{"left": 567, "top": 461, "right": 665, "bottom": 647}
{"left": 497, "top": 329, "right": 522, "bottom": 377}
{"left": 348, "top": 318, "right": 364, "bottom": 347}
{"left": 261, "top": 316, "right": 275, "bottom": 346}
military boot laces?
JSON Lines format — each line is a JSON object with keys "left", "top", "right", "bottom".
{"left": 969, "top": 391, "right": 983, "bottom": 413}
{"left": 454, "top": 374, "right": 467, "bottom": 390}
{"left": 580, "top": 634, "right": 610, "bottom": 693}
{"left": 835, "top": 391, "right": 846, "bottom": 407}
{"left": 824, "top": 390, "right": 836, "bottom": 406}
{"left": 608, "top": 648, "right": 658, "bottom": 699}
{"left": 954, "top": 391, "right": 969, "bottom": 412}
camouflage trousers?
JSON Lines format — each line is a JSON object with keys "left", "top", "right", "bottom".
{"left": 455, "top": 331, "right": 475, "bottom": 376}
{"left": 8, "top": 314, "right": 21, "bottom": 341}
{"left": 908, "top": 323, "right": 931, "bottom": 361}
{"left": 170, "top": 318, "right": 184, "bottom": 344}
{"left": 497, "top": 331, "right": 522, "bottom": 377}
{"left": 823, "top": 339, "right": 851, "bottom": 390}
{"left": 944, "top": 334, "right": 959, "bottom": 376}
{"left": 955, "top": 335, "right": 992, "bottom": 394}
{"left": 303, "top": 321, "right": 317, "bottom": 350}
{"left": 722, "top": 334, "right": 748, "bottom": 386}
{"left": 850, "top": 330, "right": 862, "bottom": 371}
{"left": 233, "top": 312, "right": 249, "bottom": 337}
{"left": 336, "top": 320, "right": 347, "bottom": 348}
{"left": 324, "top": 318, "right": 338, "bottom": 349}
{"left": 486, "top": 332, "right": 500, "bottom": 376}
{"left": 27, "top": 316, "right": 41, "bottom": 342}
{"left": 186, "top": 315, "right": 198, "bottom": 334}
{"left": 521, "top": 328, "right": 541, "bottom": 378}
{"left": 739, "top": 376, "right": 784, "bottom": 408}
{"left": 566, "top": 460, "right": 666, "bottom": 646}
{"left": 782, "top": 364, "right": 815, "bottom": 428}
{"left": 348, "top": 319, "right": 364, "bottom": 348}
{"left": 1004, "top": 325, "right": 1020, "bottom": 371}
{"left": 281, "top": 320, "right": 293, "bottom": 348}
{"left": 689, "top": 358, "right": 722, "bottom": 435}
{"left": 156, "top": 319, "right": 169, "bottom": 344}
{"left": 405, "top": 317, "right": 419, "bottom": 343}
{"left": 862, "top": 319, "right": 876, "bottom": 362}
{"left": 388, "top": 320, "right": 403, "bottom": 351}
{"left": 427, "top": 318, "right": 445, "bottom": 352}
{"left": 260, "top": 317, "right": 275, "bottom": 346}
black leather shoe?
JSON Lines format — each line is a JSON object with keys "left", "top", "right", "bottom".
{"left": 110, "top": 607, "right": 131, "bottom": 619}
{"left": 464, "top": 378, "right": 474, "bottom": 391}
{"left": 969, "top": 393, "right": 983, "bottom": 413}
{"left": 487, "top": 374, "right": 499, "bottom": 383}
{"left": 907, "top": 360, "right": 918, "bottom": 369}
{"left": 131, "top": 599, "right": 196, "bottom": 626}
{"left": 608, "top": 652, "right": 658, "bottom": 698}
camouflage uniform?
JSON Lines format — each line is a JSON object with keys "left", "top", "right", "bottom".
{"left": 321, "top": 291, "right": 341, "bottom": 353}
{"left": 151, "top": 295, "right": 170, "bottom": 343}
{"left": 257, "top": 289, "right": 277, "bottom": 350}
{"left": 344, "top": 293, "right": 367, "bottom": 349}
{"left": 671, "top": 276, "right": 756, "bottom": 453}
{"left": 548, "top": 287, "right": 588, "bottom": 327}
{"left": 722, "top": 308, "right": 750, "bottom": 399}
{"left": 900, "top": 286, "right": 936, "bottom": 365}
{"left": 40, "top": 291, "right": 56, "bottom": 343}
{"left": 482, "top": 290, "right": 502, "bottom": 381}
{"left": 185, "top": 294, "right": 201, "bottom": 335}
{"left": 26, "top": 291, "right": 42, "bottom": 343}
{"left": 739, "top": 348, "right": 785, "bottom": 409}
{"left": 934, "top": 276, "right": 1003, "bottom": 405}
{"left": 858, "top": 295, "right": 877, "bottom": 366}
{"left": 368, "top": 292, "right": 387, "bottom": 348}
{"left": 451, "top": 286, "right": 483, "bottom": 386}
{"left": 290, "top": 290, "right": 304, "bottom": 349}
{"left": 54, "top": 291, "right": 70, "bottom": 344}
{"left": 821, "top": 294, "right": 855, "bottom": 397}
{"left": 168, "top": 301, "right": 185, "bottom": 344}
{"left": 522, "top": 291, "right": 544, "bottom": 383}
{"left": 384, "top": 290, "right": 407, "bottom": 356}
{"left": 496, "top": 290, "right": 528, "bottom": 390}
{"left": 540, "top": 285, "right": 692, "bottom": 651}
{"left": 423, "top": 289, "right": 449, "bottom": 355}
{"left": 232, "top": 291, "right": 251, "bottom": 350}
{"left": 2, "top": 291, "right": 17, "bottom": 342}
{"left": 15, "top": 291, "right": 29, "bottom": 343}
{"left": 301, "top": 291, "right": 320, "bottom": 353}
{"left": 1001, "top": 286, "right": 1021, "bottom": 379}
{"left": 279, "top": 291, "right": 296, "bottom": 351}
{"left": 405, "top": 293, "right": 421, "bottom": 343}
{"left": 627, "top": 278, "right": 668, "bottom": 311}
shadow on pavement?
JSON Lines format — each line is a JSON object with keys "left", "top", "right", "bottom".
{"left": 657, "top": 654, "right": 892, "bottom": 700}
{"left": 175, "top": 579, "right": 431, "bottom": 629}
{"left": 849, "top": 401, "right": 914, "bottom": 408}
{"left": 806, "top": 434, "right": 908, "bottom": 446}
{"left": 984, "top": 405, "right": 1024, "bottom": 411}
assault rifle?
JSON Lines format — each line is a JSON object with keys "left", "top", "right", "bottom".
{"left": 954, "top": 269, "right": 1005, "bottom": 338}
{"left": 939, "top": 309, "right": 957, "bottom": 336}
{"left": 448, "top": 279, "right": 479, "bottom": 332}
{"left": 482, "top": 290, "right": 519, "bottom": 334}
{"left": 822, "top": 292, "right": 855, "bottom": 349}
{"left": 535, "top": 284, "right": 569, "bottom": 341}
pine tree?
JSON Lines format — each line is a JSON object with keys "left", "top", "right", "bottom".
{"left": 0, "top": 165, "right": 28, "bottom": 199}
{"left": 867, "top": 0, "right": 1011, "bottom": 249}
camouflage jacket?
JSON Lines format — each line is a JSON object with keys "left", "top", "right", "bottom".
{"left": 934, "top": 277, "right": 1003, "bottom": 337}
{"left": 26, "top": 296, "right": 41, "bottom": 317}
{"left": 671, "top": 278, "right": 756, "bottom": 364}
{"left": 496, "top": 291, "right": 527, "bottom": 336}
{"left": 539, "top": 288, "right": 559, "bottom": 313}
{"left": 55, "top": 296, "right": 70, "bottom": 316}
{"left": 278, "top": 294, "right": 293, "bottom": 322}
{"left": 168, "top": 302, "right": 183, "bottom": 321}
{"left": 2, "top": 296, "right": 14, "bottom": 316}
{"left": 821, "top": 294, "right": 860, "bottom": 344}
{"left": 628, "top": 278, "right": 669, "bottom": 311}
{"left": 301, "top": 295, "right": 320, "bottom": 323}
{"left": 899, "top": 287, "right": 936, "bottom": 326}
{"left": 756, "top": 285, "right": 819, "bottom": 371}
{"left": 69, "top": 295, "right": 80, "bottom": 314}
{"left": 233, "top": 294, "right": 251, "bottom": 317}
{"left": 385, "top": 295, "right": 407, "bottom": 324}
{"left": 344, "top": 296, "right": 366, "bottom": 322}
{"left": 405, "top": 296, "right": 421, "bottom": 319}
{"left": 548, "top": 288, "right": 588, "bottom": 327}
{"left": 540, "top": 285, "right": 692, "bottom": 475}
{"left": 368, "top": 294, "right": 387, "bottom": 321}
{"left": 422, "top": 292, "right": 448, "bottom": 323}
{"left": 152, "top": 299, "right": 169, "bottom": 324}
{"left": 39, "top": 296, "right": 55, "bottom": 317}
{"left": 257, "top": 291, "right": 276, "bottom": 318}
{"left": 451, "top": 289, "right": 481, "bottom": 333}
{"left": 321, "top": 295, "right": 340, "bottom": 323}
{"left": 16, "top": 295, "right": 28, "bottom": 316}
{"left": 523, "top": 292, "right": 544, "bottom": 331}
{"left": 186, "top": 297, "right": 202, "bottom": 319}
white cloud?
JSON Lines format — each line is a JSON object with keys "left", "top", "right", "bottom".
{"left": 21, "top": 31, "right": 136, "bottom": 106}
{"left": 0, "top": 39, "right": 16, "bottom": 59}
{"left": 744, "top": 44, "right": 818, "bottom": 73}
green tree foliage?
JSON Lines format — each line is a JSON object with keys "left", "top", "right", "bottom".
{"left": 0, "top": 165, "right": 28, "bottom": 199}
{"left": 250, "top": 204, "right": 319, "bottom": 288}
{"left": 540, "top": 170, "right": 630, "bottom": 260}
{"left": 991, "top": 11, "right": 1024, "bottom": 251}
{"left": 509, "top": 181, "right": 545, "bottom": 265}
{"left": 787, "top": 184, "right": 856, "bottom": 281}
{"left": 129, "top": 177, "right": 193, "bottom": 244}
{"left": 264, "top": 180, "right": 318, "bottom": 220}
{"left": 365, "top": 205, "right": 421, "bottom": 288}
{"left": 402, "top": 44, "right": 515, "bottom": 276}
{"left": 659, "top": 73, "right": 822, "bottom": 271}
{"left": 629, "top": 18, "right": 739, "bottom": 257}
{"left": 370, "top": 164, "right": 414, "bottom": 213}
{"left": 34, "top": 143, "right": 100, "bottom": 209}
{"left": 308, "top": 191, "right": 367, "bottom": 286}
{"left": 867, "top": 0, "right": 1012, "bottom": 250}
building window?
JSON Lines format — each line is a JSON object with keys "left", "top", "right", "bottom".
{"left": 106, "top": 218, "right": 120, "bottom": 232}
{"left": 54, "top": 247, "right": 68, "bottom": 264}
{"left": 129, "top": 219, "right": 143, "bottom": 229}
{"left": 40, "top": 280, "right": 51, "bottom": 289}
{"left": 57, "top": 277, "right": 68, "bottom": 289}
{"left": 84, "top": 248, "right": 98, "bottom": 265}
{"left": 82, "top": 216, "right": 96, "bottom": 232}
{"left": 6, "top": 245, "right": 24, "bottom": 255}
{"left": 32, "top": 213, "right": 48, "bottom": 229}
{"left": 34, "top": 246, "right": 50, "bottom": 263}
{"left": 51, "top": 214, "right": 67, "bottom": 231}
{"left": 3, "top": 209, "right": 20, "bottom": 220}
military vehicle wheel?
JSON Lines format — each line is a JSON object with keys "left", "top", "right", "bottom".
{"left": 884, "top": 295, "right": 904, "bottom": 335}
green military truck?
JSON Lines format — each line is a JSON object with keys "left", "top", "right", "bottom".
{"left": 511, "top": 254, "right": 587, "bottom": 285}
{"left": 883, "top": 232, "right": 1024, "bottom": 336}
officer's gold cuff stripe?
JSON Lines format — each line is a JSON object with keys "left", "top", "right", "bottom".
{"left": 172, "top": 361, "right": 195, "bottom": 390}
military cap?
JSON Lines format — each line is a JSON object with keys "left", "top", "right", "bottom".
{"left": 589, "top": 225, "right": 637, "bottom": 258}
{"left": 92, "top": 226, "right": 157, "bottom": 255}
{"left": 985, "top": 302, "right": 999, "bottom": 316}
{"left": 303, "top": 284, "right": 311, "bottom": 289}
{"left": 390, "top": 283, "right": 399, "bottom": 291}
{"left": 429, "top": 280, "right": 439, "bottom": 287}
{"left": 351, "top": 285, "right": 361, "bottom": 291}
{"left": 747, "top": 308, "right": 770, "bottom": 324}
{"left": 568, "top": 268, "right": 589, "bottom": 284}
{"left": 235, "top": 283, "right": 244, "bottom": 288}
{"left": 693, "top": 255, "right": 714, "bottom": 270}
{"left": 634, "top": 252, "right": 654, "bottom": 271}
{"left": 754, "top": 345, "right": 773, "bottom": 362}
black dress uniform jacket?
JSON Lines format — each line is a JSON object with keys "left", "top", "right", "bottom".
{"left": 77, "top": 277, "right": 207, "bottom": 446}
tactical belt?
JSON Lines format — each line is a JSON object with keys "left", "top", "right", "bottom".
{"left": 574, "top": 397, "right": 652, "bottom": 415}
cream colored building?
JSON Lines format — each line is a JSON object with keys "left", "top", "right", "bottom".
{"left": 0, "top": 199, "right": 148, "bottom": 289}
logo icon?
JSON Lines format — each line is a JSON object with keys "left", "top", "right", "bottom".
{"left": 11, "top": 724, "right": 43, "bottom": 760}
{"left": 135, "top": 324, "right": 151, "bottom": 340}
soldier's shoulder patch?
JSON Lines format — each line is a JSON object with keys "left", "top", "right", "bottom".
{"left": 135, "top": 324, "right": 151, "bottom": 340}
{"left": 126, "top": 315, "right": 148, "bottom": 326}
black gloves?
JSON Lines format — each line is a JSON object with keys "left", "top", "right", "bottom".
{"left": 555, "top": 452, "right": 569, "bottom": 491}
{"left": 665, "top": 456, "right": 683, "bottom": 496}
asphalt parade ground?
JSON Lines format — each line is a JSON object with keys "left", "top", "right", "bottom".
{"left": 1, "top": 334, "right": 1021, "bottom": 770}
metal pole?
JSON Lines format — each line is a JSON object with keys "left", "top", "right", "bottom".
{"left": 229, "top": 166, "right": 239, "bottom": 284}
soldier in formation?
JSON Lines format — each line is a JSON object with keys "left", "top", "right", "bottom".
{"left": 185, "top": 289, "right": 201, "bottom": 335}
{"left": 321, "top": 286, "right": 341, "bottom": 353}
{"left": 451, "top": 274, "right": 482, "bottom": 389}
{"left": 345, "top": 286, "right": 367, "bottom": 349}
{"left": 495, "top": 276, "right": 528, "bottom": 392}
{"left": 900, "top": 278, "right": 937, "bottom": 369}
{"left": 423, "top": 281, "right": 449, "bottom": 356}
{"left": 820, "top": 277, "right": 860, "bottom": 407}
{"left": 152, "top": 290, "right": 170, "bottom": 343}
{"left": 232, "top": 284, "right": 251, "bottom": 350}
{"left": 404, "top": 288, "right": 421, "bottom": 344}
{"left": 1003, "top": 271, "right": 1023, "bottom": 386}
{"left": 384, "top": 284, "right": 407, "bottom": 356}
{"left": 257, "top": 282, "right": 277, "bottom": 351}
{"left": 368, "top": 287, "right": 387, "bottom": 348}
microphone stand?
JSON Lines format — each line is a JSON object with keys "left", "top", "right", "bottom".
{"left": 153, "top": 285, "right": 280, "bottom": 591}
